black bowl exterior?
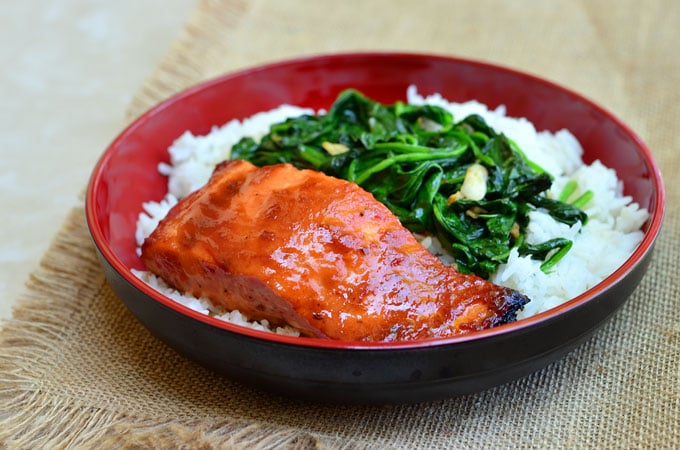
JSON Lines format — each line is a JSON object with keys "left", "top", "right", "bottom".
{"left": 94, "top": 239, "right": 656, "bottom": 404}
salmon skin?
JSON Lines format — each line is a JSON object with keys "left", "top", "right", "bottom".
{"left": 141, "top": 160, "right": 529, "bottom": 341}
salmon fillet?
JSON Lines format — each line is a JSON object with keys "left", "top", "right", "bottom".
{"left": 141, "top": 160, "right": 528, "bottom": 341}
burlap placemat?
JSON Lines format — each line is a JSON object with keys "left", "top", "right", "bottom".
{"left": 1, "top": 0, "right": 678, "bottom": 448}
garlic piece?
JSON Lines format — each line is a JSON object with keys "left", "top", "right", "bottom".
{"left": 459, "top": 163, "right": 488, "bottom": 201}
{"left": 322, "top": 141, "right": 350, "bottom": 155}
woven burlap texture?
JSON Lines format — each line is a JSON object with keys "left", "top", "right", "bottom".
{"left": 1, "top": 0, "right": 678, "bottom": 448}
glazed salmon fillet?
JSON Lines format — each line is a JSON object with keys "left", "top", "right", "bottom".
{"left": 141, "top": 160, "right": 528, "bottom": 341}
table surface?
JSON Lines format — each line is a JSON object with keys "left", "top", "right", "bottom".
{"left": 0, "top": 1, "right": 194, "bottom": 319}
{"left": 0, "top": 1, "right": 676, "bottom": 447}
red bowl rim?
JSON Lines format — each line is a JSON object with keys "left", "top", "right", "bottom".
{"left": 85, "top": 51, "right": 666, "bottom": 351}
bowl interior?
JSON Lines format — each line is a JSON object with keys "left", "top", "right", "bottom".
{"left": 87, "top": 52, "right": 664, "bottom": 347}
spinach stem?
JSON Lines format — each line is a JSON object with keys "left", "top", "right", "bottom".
{"left": 540, "top": 240, "right": 573, "bottom": 273}
{"left": 372, "top": 142, "right": 434, "bottom": 153}
{"left": 571, "top": 190, "right": 594, "bottom": 209}
{"left": 558, "top": 180, "right": 578, "bottom": 202}
{"left": 508, "top": 138, "right": 550, "bottom": 176}
{"left": 354, "top": 149, "right": 467, "bottom": 184}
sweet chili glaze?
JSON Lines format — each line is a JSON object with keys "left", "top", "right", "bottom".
{"left": 141, "top": 160, "right": 528, "bottom": 341}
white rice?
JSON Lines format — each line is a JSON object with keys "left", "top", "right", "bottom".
{"left": 134, "top": 86, "right": 648, "bottom": 332}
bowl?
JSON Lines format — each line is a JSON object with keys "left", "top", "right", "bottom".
{"left": 85, "top": 52, "right": 665, "bottom": 404}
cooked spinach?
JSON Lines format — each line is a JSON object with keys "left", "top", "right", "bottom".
{"left": 231, "top": 89, "right": 587, "bottom": 279}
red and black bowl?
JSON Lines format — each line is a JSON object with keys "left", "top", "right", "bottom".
{"left": 85, "top": 52, "right": 665, "bottom": 404}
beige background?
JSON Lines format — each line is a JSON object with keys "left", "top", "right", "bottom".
{"left": 0, "top": 1, "right": 193, "bottom": 319}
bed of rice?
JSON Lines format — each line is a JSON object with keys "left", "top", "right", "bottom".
{"left": 133, "top": 86, "right": 649, "bottom": 335}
